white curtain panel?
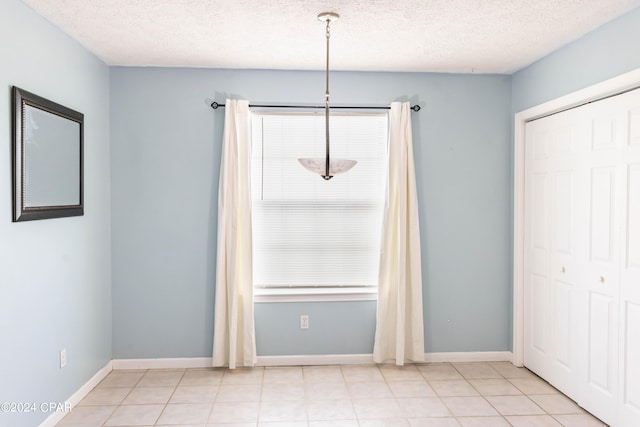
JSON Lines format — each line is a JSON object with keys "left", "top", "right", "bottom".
{"left": 212, "top": 99, "right": 257, "bottom": 369}
{"left": 373, "top": 101, "right": 425, "bottom": 365}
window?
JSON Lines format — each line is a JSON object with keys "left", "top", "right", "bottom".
{"left": 250, "top": 112, "right": 388, "bottom": 299}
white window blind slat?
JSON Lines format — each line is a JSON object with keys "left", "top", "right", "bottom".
{"left": 251, "top": 113, "right": 388, "bottom": 289}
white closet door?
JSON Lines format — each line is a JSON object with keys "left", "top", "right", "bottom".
{"left": 524, "top": 87, "right": 640, "bottom": 427}
{"left": 524, "top": 108, "right": 584, "bottom": 397}
{"left": 578, "top": 95, "right": 625, "bottom": 423}
{"left": 524, "top": 116, "right": 553, "bottom": 380}
{"left": 619, "top": 91, "right": 640, "bottom": 425}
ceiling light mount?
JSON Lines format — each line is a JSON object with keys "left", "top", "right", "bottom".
{"left": 317, "top": 12, "right": 339, "bottom": 22}
{"left": 299, "top": 12, "right": 356, "bottom": 181}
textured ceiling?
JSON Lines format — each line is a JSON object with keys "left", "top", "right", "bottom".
{"left": 20, "top": 0, "right": 640, "bottom": 74}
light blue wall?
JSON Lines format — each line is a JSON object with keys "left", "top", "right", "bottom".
{"left": 0, "top": 1, "right": 112, "bottom": 426}
{"left": 512, "top": 6, "right": 640, "bottom": 112}
{"left": 110, "top": 68, "right": 513, "bottom": 358}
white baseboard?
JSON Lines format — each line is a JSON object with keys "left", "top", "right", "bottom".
{"left": 111, "top": 355, "right": 371, "bottom": 369}
{"left": 259, "top": 352, "right": 513, "bottom": 366}
{"left": 112, "top": 357, "right": 213, "bottom": 370}
{"left": 257, "top": 354, "right": 374, "bottom": 366}
{"left": 423, "top": 351, "right": 513, "bottom": 363}
{"left": 39, "top": 361, "right": 112, "bottom": 427}
{"left": 111, "top": 351, "right": 513, "bottom": 369}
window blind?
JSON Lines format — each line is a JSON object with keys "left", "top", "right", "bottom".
{"left": 251, "top": 113, "right": 388, "bottom": 290}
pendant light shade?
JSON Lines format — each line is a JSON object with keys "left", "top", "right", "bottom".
{"left": 298, "top": 12, "right": 357, "bottom": 180}
{"left": 298, "top": 158, "right": 358, "bottom": 179}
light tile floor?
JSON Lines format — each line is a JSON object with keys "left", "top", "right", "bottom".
{"left": 55, "top": 362, "right": 608, "bottom": 427}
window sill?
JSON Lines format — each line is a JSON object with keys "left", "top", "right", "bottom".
{"left": 254, "top": 287, "right": 378, "bottom": 303}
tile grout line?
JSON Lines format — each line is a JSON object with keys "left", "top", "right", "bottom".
{"left": 153, "top": 369, "right": 186, "bottom": 427}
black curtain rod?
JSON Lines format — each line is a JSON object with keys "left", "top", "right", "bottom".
{"left": 210, "top": 101, "right": 420, "bottom": 112}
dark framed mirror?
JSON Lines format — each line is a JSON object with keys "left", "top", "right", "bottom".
{"left": 12, "top": 86, "right": 84, "bottom": 222}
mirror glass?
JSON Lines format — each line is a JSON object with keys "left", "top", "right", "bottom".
{"left": 24, "top": 104, "right": 81, "bottom": 207}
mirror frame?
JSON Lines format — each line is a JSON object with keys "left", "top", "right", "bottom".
{"left": 12, "top": 86, "right": 84, "bottom": 222}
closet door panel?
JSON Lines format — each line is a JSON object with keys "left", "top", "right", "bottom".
{"left": 525, "top": 164, "right": 553, "bottom": 376}
{"left": 554, "top": 172, "right": 573, "bottom": 254}
{"left": 624, "top": 165, "right": 640, "bottom": 268}
{"left": 532, "top": 173, "right": 550, "bottom": 254}
{"left": 629, "top": 107, "right": 640, "bottom": 146}
{"left": 589, "top": 167, "right": 616, "bottom": 265}
{"left": 580, "top": 105, "right": 623, "bottom": 424}
{"left": 587, "top": 292, "right": 615, "bottom": 393}
{"left": 531, "top": 273, "right": 550, "bottom": 355}
{"left": 524, "top": 121, "right": 553, "bottom": 377}
{"left": 524, "top": 114, "right": 582, "bottom": 396}
{"left": 592, "top": 116, "right": 617, "bottom": 150}
{"left": 553, "top": 280, "right": 572, "bottom": 368}
{"left": 551, "top": 167, "right": 581, "bottom": 381}
{"left": 619, "top": 93, "right": 640, "bottom": 426}
{"left": 621, "top": 302, "right": 640, "bottom": 423}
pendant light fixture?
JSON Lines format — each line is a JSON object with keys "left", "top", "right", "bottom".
{"left": 298, "top": 12, "right": 357, "bottom": 180}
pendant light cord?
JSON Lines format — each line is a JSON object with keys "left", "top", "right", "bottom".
{"left": 323, "top": 17, "right": 332, "bottom": 180}
{"left": 293, "top": 12, "right": 361, "bottom": 180}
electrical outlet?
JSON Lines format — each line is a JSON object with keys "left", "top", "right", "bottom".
{"left": 60, "top": 348, "right": 67, "bottom": 368}
{"left": 300, "top": 315, "right": 309, "bottom": 329}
